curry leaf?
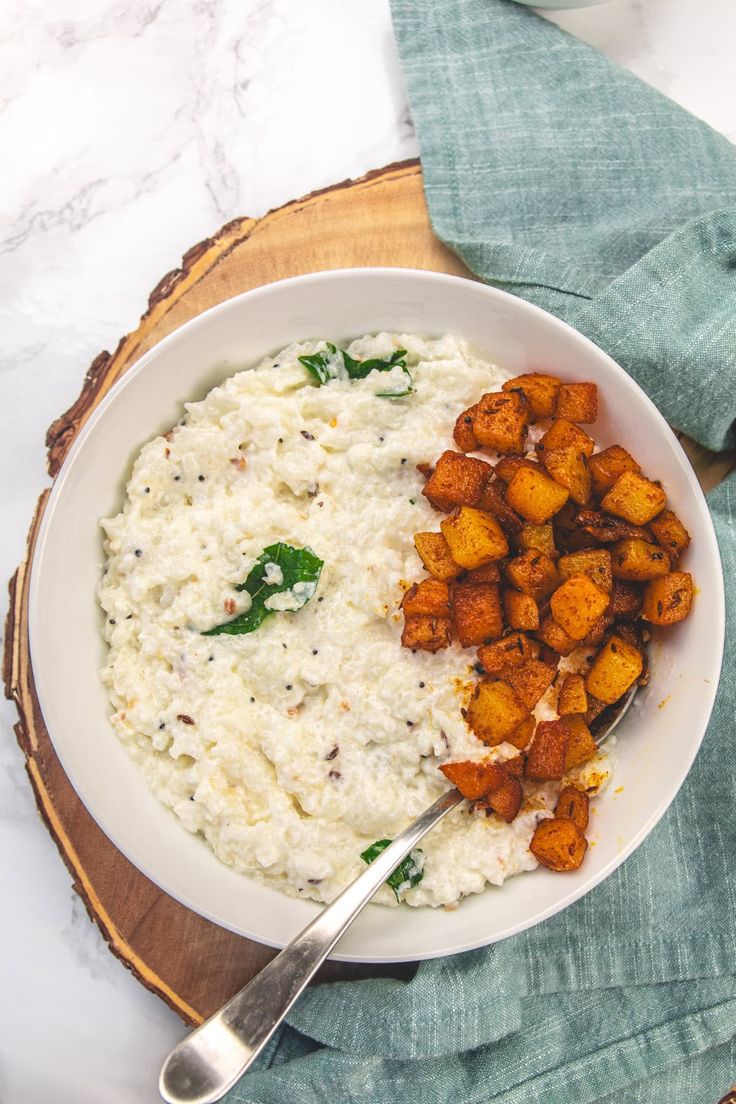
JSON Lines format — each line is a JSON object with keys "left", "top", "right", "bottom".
{"left": 298, "top": 344, "right": 412, "bottom": 393}
{"left": 203, "top": 542, "right": 323, "bottom": 636}
{"left": 360, "top": 838, "right": 425, "bottom": 901}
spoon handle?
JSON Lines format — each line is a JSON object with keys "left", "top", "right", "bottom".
{"left": 159, "top": 788, "right": 463, "bottom": 1104}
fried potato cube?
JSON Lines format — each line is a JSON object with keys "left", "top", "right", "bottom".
{"left": 453, "top": 406, "right": 479, "bottom": 452}
{"left": 506, "top": 715, "right": 536, "bottom": 751}
{"left": 452, "top": 582, "right": 504, "bottom": 647}
{"left": 557, "top": 674, "right": 588, "bottom": 716}
{"left": 535, "top": 615, "right": 577, "bottom": 657}
{"left": 506, "top": 467, "right": 570, "bottom": 525}
{"left": 558, "top": 549, "right": 613, "bottom": 593}
{"left": 550, "top": 574, "right": 610, "bottom": 641}
{"left": 609, "top": 579, "right": 644, "bottom": 620}
{"left": 601, "top": 471, "right": 666, "bottom": 525}
{"left": 525, "top": 720, "right": 569, "bottom": 781}
{"left": 413, "top": 532, "right": 462, "bottom": 582}
{"left": 541, "top": 446, "right": 592, "bottom": 506}
{"left": 439, "top": 759, "right": 506, "bottom": 800}
{"left": 585, "top": 634, "right": 643, "bottom": 704}
{"left": 501, "top": 372, "right": 561, "bottom": 419}
{"left": 422, "top": 450, "right": 492, "bottom": 512}
{"left": 465, "top": 562, "right": 502, "bottom": 584}
{"left": 505, "top": 658, "right": 557, "bottom": 710}
{"left": 503, "top": 755, "right": 525, "bottom": 776}
{"left": 580, "top": 613, "right": 614, "bottom": 647}
{"left": 505, "top": 550, "right": 559, "bottom": 600}
{"left": 515, "top": 523, "right": 557, "bottom": 559}
{"left": 589, "top": 445, "right": 640, "bottom": 497}
{"left": 576, "top": 508, "right": 653, "bottom": 544}
{"left": 400, "top": 579, "right": 452, "bottom": 617}
{"left": 584, "top": 695, "right": 607, "bottom": 726}
{"left": 611, "top": 539, "right": 670, "bottom": 581}
{"left": 440, "top": 507, "right": 509, "bottom": 569}
{"left": 648, "top": 509, "right": 691, "bottom": 563}
{"left": 555, "top": 382, "right": 598, "bottom": 423}
{"left": 553, "top": 500, "right": 599, "bottom": 554}
{"left": 504, "top": 589, "right": 540, "bottom": 631}
{"left": 555, "top": 785, "right": 590, "bottom": 830}
{"left": 477, "top": 479, "right": 524, "bottom": 535}
{"left": 486, "top": 772, "right": 523, "bottom": 822}
{"left": 494, "top": 456, "right": 543, "bottom": 484}
{"left": 477, "top": 632, "right": 539, "bottom": 674}
{"left": 530, "top": 816, "right": 588, "bottom": 871}
{"left": 465, "top": 680, "right": 531, "bottom": 746}
{"left": 401, "top": 615, "right": 452, "bottom": 653}
{"left": 641, "top": 571, "right": 694, "bottom": 625}
{"left": 562, "top": 715, "right": 598, "bottom": 769}
{"left": 538, "top": 417, "right": 595, "bottom": 458}
{"left": 472, "top": 391, "right": 529, "bottom": 453}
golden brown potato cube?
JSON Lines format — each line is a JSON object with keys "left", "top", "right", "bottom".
{"left": 453, "top": 406, "right": 479, "bottom": 452}
{"left": 555, "top": 382, "right": 598, "bottom": 423}
{"left": 505, "top": 550, "right": 559, "bottom": 600}
{"left": 576, "top": 508, "right": 653, "bottom": 545}
{"left": 506, "top": 467, "right": 570, "bottom": 525}
{"left": 550, "top": 574, "right": 610, "bottom": 641}
{"left": 601, "top": 471, "right": 666, "bottom": 526}
{"left": 649, "top": 509, "right": 691, "bottom": 563}
{"left": 555, "top": 785, "right": 590, "bottom": 830}
{"left": 530, "top": 816, "right": 588, "bottom": 871}
{"left": 611, "top": 539, "right": 670, "bottom": 581}
{"left": 538, "top": 417, "right": 595, "bottom": 457}
{"left": 641, "top": 572, "right": 694, "bottom": 625}
{"left": 585, "top": 634, "right": 644, "bottom": 704}
{"left": 557, "top": 674, "right": 588, "bottom": 716}
{"left": 580, "top": 613, "right": 615, "bottom": 647}
{"left": 477, "top": 632, "right": 539, "bottom": 674}
{"left": 515, "top": 523, "right": 557, "bottom": 559}
{"left": 494, "top": 456, "right": 543, "bottom": 484}
{"left": 400, "top": 578, "right": 452, "bottom": 617}
{"left": 401, "top": 615, "right": 452, "bottom": 653}
{"left": 486, "top": 772, "right": 523, "bottom": 822}
{"left": 525, "top": 720, "right": 569, "bottom": 781}
{"left": 439, "top": 759, "right": 506, "bottom": 800}
{"left": 422, "top": 450, "right": 492, "bottom": 512}
{"left": 452, "top": 582, "right": 503, "bottom": 647}
{"left": 477, "top": 479, "right": 524, "bottom": 535}
{"left": 583, "top": 696, "right": 607, "bottom": 726}
{"left": 503, "top": 755, "right": 525, "bottom": 777}
{"left": 465, "top": 562, "right": 502, "bottom": 584}
{"left": 503, "top": 589, "right": 540, "bottom": 631}
{"left": 553, "top": 500, "right": 599, "bottom": 554}
{"left": 589, "top": 445, "right": 641, "bottom": 497}
{"left": 472, "top": 391, "right": 529, "bottom": 453}
{"left": 413, "top": 532, "right": 462, "bottom": 582}
{"left": 609, "top": 579, "right": 643, "bottom": 620}
{"left": 501, "top": 372, "right": 561, "bottom": 419}
{"left": 558, "top": 549, "right": 613, "bottom": 593}
{"left": 440, "top": 507, "right": 509, "bottom": 569}
{"left": 505, "top": 658, "right": 557, "bottom": 710}
{"left": 541, "top": 446, "right": 592, "bottom": 506}
{"left": 465, "top": 680, "right": 531, "bottom": 746}
{"left": 535, "top": 615, "right": 577, "bottom": 657}
{"left": 562, "top": 715, "right": 598, "bottom": 769}
{"left": 506, "top": 715, "right": 536, "bottom": 751}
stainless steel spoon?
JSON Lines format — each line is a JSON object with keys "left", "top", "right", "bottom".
{"left": 159, "top": 687, "right": 637, "bottom": 1104}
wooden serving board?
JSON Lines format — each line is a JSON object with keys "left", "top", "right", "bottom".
{"left": 4, "top": 160, "right": 733, "bottom": 1027}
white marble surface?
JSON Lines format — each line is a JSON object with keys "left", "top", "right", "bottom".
{"left": 1, "top": 1, "right": 734, "bottom": 1100}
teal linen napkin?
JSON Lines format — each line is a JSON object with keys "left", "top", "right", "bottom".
{"left": 226, "top": 4, "right": 736, "bottom": 1100}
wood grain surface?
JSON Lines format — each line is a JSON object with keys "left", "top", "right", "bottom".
{"left": 4, "top": 159, "right": 732, "bottom": 1027}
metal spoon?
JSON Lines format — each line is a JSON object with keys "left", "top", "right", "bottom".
{"left": 159, "top": 687, "right": 637, "bottom": 1104}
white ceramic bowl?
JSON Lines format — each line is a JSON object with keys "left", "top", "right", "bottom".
{"left": 29, "top": 268, "right": 724, "bottom": 962}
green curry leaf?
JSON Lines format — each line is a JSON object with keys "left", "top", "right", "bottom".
{"left": 360, "top": 838, "right": 425, "bottom": 901}
{"left": 298, "top": 344, "right": 413, "bottom": 396}
{"left": 203, "top": 542, "right": 323, "bottom": 636}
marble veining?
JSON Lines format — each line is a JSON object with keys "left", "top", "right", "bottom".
{"left": 1, "top": 0, "right": 735, "bottom": 1100}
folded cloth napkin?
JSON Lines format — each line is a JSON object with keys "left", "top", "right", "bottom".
{"left": 227, "top": 4, "right": 736, "bottom": 1100}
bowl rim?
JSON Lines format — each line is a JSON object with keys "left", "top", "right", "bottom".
{"left": 28, "top": 266, "right": 725, "bottom": 962}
